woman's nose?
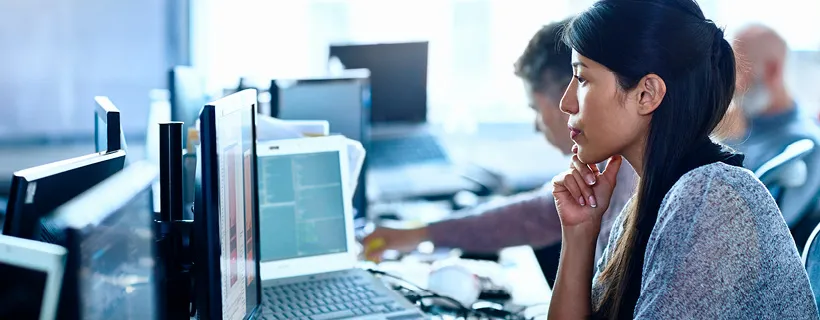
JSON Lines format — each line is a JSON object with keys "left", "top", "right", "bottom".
{"left": 559, "top": 81, "right": 578, "bottom": 115}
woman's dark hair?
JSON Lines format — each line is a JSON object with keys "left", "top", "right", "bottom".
{"left": 562, "top": 0, "right": 736, "bottom": 318}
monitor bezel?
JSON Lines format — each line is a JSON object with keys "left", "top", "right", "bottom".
{"left": 194, "top": 89, "right": 261, "bottom": 320}
{"left": 93, "top": 96, "right": 122, "bottom": 153}
{"left": 2, "top": 150, "right": 127, "bottom": 239}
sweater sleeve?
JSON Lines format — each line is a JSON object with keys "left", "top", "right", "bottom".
{"left": 426, "top": 186, "right": 562, "bottom": 253}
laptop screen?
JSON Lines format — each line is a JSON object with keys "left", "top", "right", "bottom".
{"left": 257, "top": 151, "right": 347, "bottom": 262}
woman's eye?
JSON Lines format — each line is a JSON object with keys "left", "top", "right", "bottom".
{"left": 574, "top": 75, "right": 587, "bottom": 84}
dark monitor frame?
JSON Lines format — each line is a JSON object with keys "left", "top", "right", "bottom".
{"left": 328, "top": 41, "right": 429, "bottom": 124}
{"left": 94, "top": 96, "right": 122, "bottom": 153}
{"left": 2, "top": 150, "right": 127, "bottom": 240}
{"left": 169, "top": 66, "right": 207, "bottom": 146}
{"left": 47, "top": 162, "right": 159, "bottom": 320}
{"left": 194, "top": 89, "right": 262, "bottom": 320}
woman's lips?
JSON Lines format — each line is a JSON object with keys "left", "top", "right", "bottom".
{"left": 569, "top": 126, "right": 582, "bottom": 139}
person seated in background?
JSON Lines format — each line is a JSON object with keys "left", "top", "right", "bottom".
{"left": 725, "top": 24, "right": 820, "bottom": 227}
{"left": 361, "top": 19, "right": 637, "bottom": 280}
{"left": 549, "top": 0, "right": 816, "bottom": 318}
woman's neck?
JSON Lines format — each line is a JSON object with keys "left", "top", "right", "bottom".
{"left": 622, "top": 141, "right": 645, "bottom": 178}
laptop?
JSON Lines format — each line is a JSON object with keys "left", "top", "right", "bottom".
{"left": 255, "top": 135, "right": 426, "bottom": 320}
{"left": 0, "top": 234, "right": 66, "bottom": 320}
{"left": 329, "top": 42, "right": 473, "bottom": 201}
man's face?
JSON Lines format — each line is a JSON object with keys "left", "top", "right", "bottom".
{"left": 526, "top": 79, "right": 573, "bottom": 154}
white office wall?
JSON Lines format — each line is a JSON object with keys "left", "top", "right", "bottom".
{"left": 0, "top": 0, "right": 169, "bottom": 144}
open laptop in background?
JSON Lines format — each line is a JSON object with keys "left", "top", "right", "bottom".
{"left": 329, "top": 42, "right": 473, "bottom": 201}
{"left": 272, "top": 70, "right": 370, "bottom": 218}
{"left": 255, "top": 136, "right": 425, "bottom": 320}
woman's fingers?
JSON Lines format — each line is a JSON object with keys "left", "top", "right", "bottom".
{"left": 572, "top": 169, "right": 597, "bottom": 208}
{"left": 571, "top": 155, "right": 597, "bottom": 186}
{"left": 560, "top": 171, "right": 586, "bottom": 206}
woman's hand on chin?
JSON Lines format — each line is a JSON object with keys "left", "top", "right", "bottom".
{"left": 552, "top": 155, "right": 622, "bottom": 230}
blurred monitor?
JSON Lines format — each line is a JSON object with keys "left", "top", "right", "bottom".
{"left": 194, "top": 89, "right": 261, "bottom": 319}
{"left": 42, "top": 162, "right": 159, "bottom": 319}
{"left": 329, "top": 41, "right": 428, "bottom": 124}
{"left": 2, "top": 150, "right": 127, "bottom": 240}
{"left": 169, "top": 66, "right": 209, "bottom": 146}
{"left": 94, "top": 96, "right": 128, "bottom": 154}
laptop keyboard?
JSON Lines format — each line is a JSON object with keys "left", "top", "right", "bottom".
{"left": 259, "top": 274, "right": 416, "bottom": 320}
{"left": 369, "top": 135, "right": 448, "bottom": 168}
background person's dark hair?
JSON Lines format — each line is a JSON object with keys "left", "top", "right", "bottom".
{"left": 514, "top": 18, "right": 573, "bottom": 95}
{"left": 562, "top": 0, "right": 736, "bottom": 318}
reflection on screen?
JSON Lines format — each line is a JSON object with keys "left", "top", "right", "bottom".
{"left": 258, "top": 151, "right": 347, "bottom": 262}
{"left": 0, "top": 262, "right": 47, "bottom": 319}
{"left": 78, "top": 189, "right": 155, "bottom": 319}
{"left": 216, "top": 107, "right": 258, "bottom": 320}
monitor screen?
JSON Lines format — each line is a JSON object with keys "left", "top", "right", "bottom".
{"left": 0, "top": 262, "right": 48, "bottom": 318}
{"left": 75, "top": 187, "right": 156, "bottom": 319}
{"left": 215, "top": 96, "right": 259, "bottom": 320}
{"left": 257, "top": 151, "right": 347, "bottom": 262}
{"left": 329, "top": 42, "right": 428, "bottom": 124}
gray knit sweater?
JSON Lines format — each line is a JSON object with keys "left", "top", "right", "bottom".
{"left": 592, "top": 162, "right": 819, "bottom": 319}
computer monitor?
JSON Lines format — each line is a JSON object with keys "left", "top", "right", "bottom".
{"left": 94, "top": 96, "right": 127, "bottom": 154}
{"left": 273, "top": 72, "right": 370, "bottom": 219}
{"left": 328, "top": 41, "right": 428, "bottom": 124}
{"left": 194, "top": 89, "right": 261, "bottom": 320}
{"left": 42, "top": 161, "right": 158, "bottom": 319}
{"left": 2, "top": 150, "right": 127, "bottom": 240}
{"left": 169, "top": 66, "right": 209, "bottom": 146}
{"left": 0, "top": 235, "right": 66, "bottom": 320}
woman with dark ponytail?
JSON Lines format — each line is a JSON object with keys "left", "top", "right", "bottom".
{"left": 548, "top": 0, "right": 819, "bottom": 319}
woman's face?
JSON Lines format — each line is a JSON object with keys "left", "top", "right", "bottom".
{"left": 560, "top": 51, "right": 649, "bottom": 164}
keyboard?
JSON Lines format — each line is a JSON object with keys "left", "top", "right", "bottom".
{"left": 259, "top": 274, "right": 420, "bottom": 320}
{"left": 369, "top": 136, "right": 448, "bottom": 169}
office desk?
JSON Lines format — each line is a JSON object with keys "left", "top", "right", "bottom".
{"left": 363, "top": 246, "right": 551, "bottom": 319}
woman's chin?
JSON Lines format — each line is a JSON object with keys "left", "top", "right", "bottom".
{"left": 576, "top": 146, "right": 609, "bottom": 164}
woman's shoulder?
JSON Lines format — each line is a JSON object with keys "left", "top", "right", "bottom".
{"left": 654, "top": 162, "right": 785, "bottom": 244}
{"left": 663, "top": 162, "right": 772, "bottom": 211}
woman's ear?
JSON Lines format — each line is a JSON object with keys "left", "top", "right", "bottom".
{"left": 636, "top": 74, "right": 667, "bottom": 115}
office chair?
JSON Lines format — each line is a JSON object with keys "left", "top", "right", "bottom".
{"left": 755, "top": 139, "right": 815, "bottom": 187}
{"left": 801, "top": 221, "right": 820, "bottom": 308}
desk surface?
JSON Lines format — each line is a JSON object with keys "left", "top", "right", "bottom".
{"left": 364, "top": 246, "right": 551, "bottom": 319}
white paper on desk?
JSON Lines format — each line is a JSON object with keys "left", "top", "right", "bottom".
{"left": 345, "top": 139, "right": 365, "bottom": 192}
{"left": 256, "top": 115, "right": 329, "bottom": 140}
{"left": 256, "top": 114, "right": 365, "bottom": 196}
